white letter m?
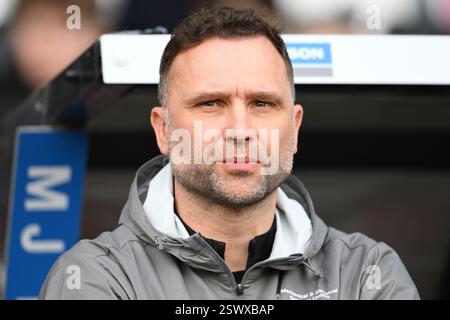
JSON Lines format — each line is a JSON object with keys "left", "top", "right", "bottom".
{"left": 25, "top": 166, "right": 71, "bottom": 211}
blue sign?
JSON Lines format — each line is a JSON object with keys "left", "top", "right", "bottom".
{"left": 4, "top": 127, "right": 88, "bottom": 299}
{"left": 286, "top": 43, "right": 332, "bottom": 64}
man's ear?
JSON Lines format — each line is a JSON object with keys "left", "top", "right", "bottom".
{"left": 150, "top": 106, "right": 170, "bottom": 156}
{"left": 292, "top": 104, "right": 303, "bottom": 154}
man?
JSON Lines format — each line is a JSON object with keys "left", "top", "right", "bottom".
{"left": 40, "top": 7, "right": 419, "bottom": 300}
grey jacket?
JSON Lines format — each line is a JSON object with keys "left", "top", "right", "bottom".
{"left": 39, "top": 155, "right": 420, "bottom": 300}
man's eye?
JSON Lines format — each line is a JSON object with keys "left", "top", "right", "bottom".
{"left": 200, "top": 100, "right": 217, "bottom": 107}
{"left": 254, "top": 101, "right": 273, "bottom": 107}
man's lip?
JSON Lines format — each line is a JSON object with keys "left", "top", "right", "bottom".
{"left": 222, "top": 156, "right": 259, "bottom": 164}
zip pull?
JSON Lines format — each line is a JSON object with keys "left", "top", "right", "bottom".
{"left": 235, "top": 283, "right": 250, "bottom": 296}
{"left": 276, "top": 271, "right": 285, "bottom": 299}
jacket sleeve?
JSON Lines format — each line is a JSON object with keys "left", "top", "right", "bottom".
{"left": 39, "top": 249, "right": 127, "bottom": 300}
{"left": 359, "top": 242, "right": 420, "bottom": 300}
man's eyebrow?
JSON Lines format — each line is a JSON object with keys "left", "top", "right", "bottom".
{"left": 183, "top": 90, "right": 285, "bottom": 105}
{"left": 244, "top": 91, "right": 284, "bottom": 104}
{"left": 183, "top": 91, "right": 228, "bottom": 105}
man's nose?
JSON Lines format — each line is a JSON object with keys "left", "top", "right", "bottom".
{"left": 224, "top": 103, "right": 255, "bottom": 144}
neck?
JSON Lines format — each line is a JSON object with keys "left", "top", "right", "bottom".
{"left": 174, "top": 180, "right": 277, "bottom": 272}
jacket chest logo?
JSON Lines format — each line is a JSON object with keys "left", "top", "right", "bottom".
{"left": 281, "top": 288, "right": 338, "bottom": 300}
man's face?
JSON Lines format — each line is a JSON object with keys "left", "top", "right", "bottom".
{"left": 152, "top": 36, "right": 303, "bottom": 208}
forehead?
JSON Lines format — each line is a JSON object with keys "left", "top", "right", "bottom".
{"left": 167, "top": 36, "right": 291, "bottom": 97}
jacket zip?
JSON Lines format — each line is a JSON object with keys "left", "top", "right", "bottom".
{"left": 197, "top": 236, "right": 239, "bottom": 295}
{"left": 198, "top": 235, "right": 308, "bottom": 297}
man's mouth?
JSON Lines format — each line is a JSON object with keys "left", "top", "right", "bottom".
{"left": 224, "top": 156, "right": 258, "bottom": 164}
{"left": 218, "top": 156, "right": 259, "bottom": 171}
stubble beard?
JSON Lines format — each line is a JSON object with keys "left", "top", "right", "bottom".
{"left": 170, "top": 150, "right": 293, "bottom": 209}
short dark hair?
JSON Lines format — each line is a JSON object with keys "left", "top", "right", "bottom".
{"left": 158, "top": 6, "right": 295, "bottom": 106}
